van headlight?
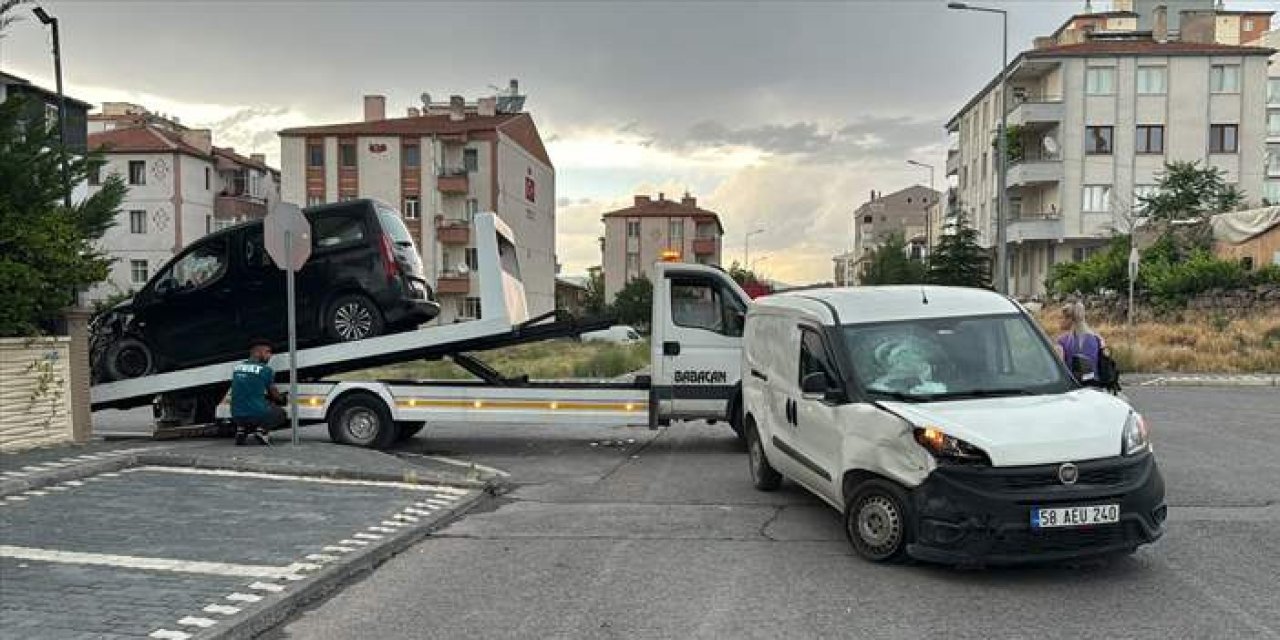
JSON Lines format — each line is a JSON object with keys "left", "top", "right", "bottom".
{"left": 914, "top": 427, "right": 991, "bottom": 465}
{"left": 1122, "top": 412, "right": 1150, "bottom": 456}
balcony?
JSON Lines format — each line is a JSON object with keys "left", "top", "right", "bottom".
{"left": 437, "top": 169, "right": 469, "bottom": 195}
{"left": 437, "top": 272, "right": 471, "bottom": 295}
{"left": 435, "top": 216, "right": 471, "bottom": 245}
{"left": 1007, "top": 211, "right": 1063, "bottom": 242}
{"left": 1006, "top": 158, "right": 1063, "bottom": 187}
{"left": 946, "top": 148, "right": 961, "bottom": 177}
{"left": 214, "top": 194, "right": 266, "bottom": 219}
{"left": 692, "top": 237, "right": 718, "bottom": 255}
{"left": 1006, "top": 98, "right": 1063, "bottom": 127}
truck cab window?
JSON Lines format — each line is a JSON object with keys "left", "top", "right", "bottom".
{"left": 671, "top": 278, "right": 745, "bottom": 337}
{"left": 799, "top": 328, "right": 836, "bottom": 388}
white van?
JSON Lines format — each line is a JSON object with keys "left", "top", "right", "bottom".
{"left": 581, "top": 325, "right": 643, "bottom": 345}
{"left": 741, "top": 286, "right": 1166, "bottom": 565}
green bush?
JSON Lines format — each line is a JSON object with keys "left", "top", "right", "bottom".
{"left": 1250, "top": 264, "right": 1280, "bottom": 285}
{"left": 1047, "top": 236, "right": 1128, "bottom": 296}
{"left": 1142, "top": 250, "right": 1249, "bottom": 306}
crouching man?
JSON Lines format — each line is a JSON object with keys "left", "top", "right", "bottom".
{"left": 231, "top": 338, "right": 287, "bottom": 445}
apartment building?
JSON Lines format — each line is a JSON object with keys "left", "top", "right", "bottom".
{"left": 945, "top": 3, "right": 1273, "bottom": 298}
{"left": 278, "top": 86, "right": 555, "bottom": 323}
{"left": 852, "top": 186, "right": 940, "bottom": 266}
{"left": 600, "top": 193, "right": 723, "bottom": 301}
{"left": 1, "top": 70, "right": 92, "bottom": 154}
{"left": 83, "top": 104, "right": 280, "bottom": 300}
{"left": 1246, "top": 28, "right": 1280, "bottom": 205}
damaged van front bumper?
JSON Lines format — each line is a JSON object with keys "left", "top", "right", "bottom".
{"left": 905, "top": 451, "right": 1166, "bottom": 565}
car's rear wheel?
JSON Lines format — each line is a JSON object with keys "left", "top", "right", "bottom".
{"left": 845, "top": 479, "right": 913, "bottom": 562}
{"left": 327, "top": 393, "right": 397, "bottom": 449}
{"left": 103, "top": 337, "right": 155, "bottom": 381}
{"left": 746, "top": 421, "right": 782, "bottom": 491}
{"left": 326, "top": 294, "right": 385, "bottom": 342}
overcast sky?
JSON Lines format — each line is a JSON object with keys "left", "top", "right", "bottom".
{"left": 2, "top": 0, "right": 1274, "bottom": 282}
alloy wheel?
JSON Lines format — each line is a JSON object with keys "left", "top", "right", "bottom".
{"left": 333, "top": 302, "right": 375, "bottom": 341}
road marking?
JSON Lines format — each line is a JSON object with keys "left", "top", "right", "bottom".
{"left": 203, "top": 604, "right": 241, "bottom": 615}
{"left": 323, "top": 545, "right": 354, "bottom": 553}
{"left": 46, "top": 485, "right": 69, "bottom": 492}
{"left": 380, "top": 520, "right": 407, "bottom": 528}
{"left": 292, "top": 562, "right": 321, "bottom": 571}
{"left": 39, "top": 461, "right": 69, "bottom": 468}
{"left": 177, "top": 617, "right": 218, "bottom": 628}
{"left": 306, "top": 554, "right": 338, "bottom": 562}
{"left": 61, "top": 480, "right": 84, "bottom": 486}
{"left": 129, "top": 466, "right": 449, "bottom": 491}
{"left": 0, "top": 546, "right": 305, "bottom": 578}
{"left": 353, "top": 532, "right": 383, "bottom": 540}
{"left": 1, "top": 471, "right": 27, "bottom": 477}
{"left": 394, "top": 514, "right": 419, "bottom": 522}
{"left": 101, "top": 472, "right": 122, "bottom": 477}
{"left": 339, "top": 539, "right": 369, "bottom": 546}
{"left": 4, "top": 496, "right": 27, "bottom": 502}
{"left": 23, "top": 490, "right": 48, "bottom": 497}
{"left": 424, "top": 498, "right": 453, "bottom": 507}
{"left": 227, "top": 593, "right": 262, "bottom": 603}
{"left": 370, "top": 525, "right": 399, "bottom": 532}
{"left": 249, "top": 582, "right": 285, "bottom": 593}
{"left": 21, "top": 466, "right": 43, "bottom": 472}
{"left": 406, "top": 508, "right": 435, "bottom": 516}
{"left": 149, "top": 630, "right": 192, "bottom": 639}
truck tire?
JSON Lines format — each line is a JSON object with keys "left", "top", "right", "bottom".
{"left": 746, "top": 421, "right": 782, "bottom": 492}
{"left": 328, "top": 392, "right": 397, "bottom": 449}
{"left": 104, "top": 337, "right": 155, "bottom": 381}
{"left": 844, "top": 479, "right": 914, "bottom": 563}
{"left": 395, "top": 421, "right": 425, "bottom": 442}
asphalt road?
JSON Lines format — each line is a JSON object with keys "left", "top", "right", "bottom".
{"left": 258, "top": 386, "right": 1280, "bottom": 639}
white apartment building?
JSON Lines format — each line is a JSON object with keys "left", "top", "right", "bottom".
{"left": 946, "top": 5, "right": 1273, "bottom": 298}
{"left": 83, "top": 106, "right": 280, "bottom": 301}
{"left": 278, "top": 87, "right": 555, "bottom": 324}
{"left": 1249, "top": 28, "right": 1280, "bottom": 205}
{"left": 600, "top": 193, "right": 723, "bottom": 302}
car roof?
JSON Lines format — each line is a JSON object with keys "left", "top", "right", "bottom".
{"left": 751, "top": 285, "right": 1020, "bottom": 325}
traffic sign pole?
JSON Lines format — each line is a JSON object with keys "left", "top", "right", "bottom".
{"left": 264, "top": 200, "right": 311, "bottom": 447}
{"left": 286, "top": 229, "right": 299, "bottom": 446}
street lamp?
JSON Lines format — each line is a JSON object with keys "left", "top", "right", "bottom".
{"left": 948, "top": 1, "right": 1009, "bottom": 294}
{"left": 751, "top": 255, "right": 770, "bottom": 272}
{"left": 33, "top": 5, "right": 71, "bottom": 209}
{"left": 907, "top": 159, "right": 936, "bottom": 264}
{"left": 744, "top": 228, "right": 764, "bottom": 268}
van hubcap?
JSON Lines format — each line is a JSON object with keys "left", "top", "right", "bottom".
{"left": 856, "top": 495, "right": 902, "bottom": 553}
{"left": 749, "top": 436, "right": 764, "bottom": 479}
{"left": 343, "top": 408, "right": 378, "bottom": 442}
{"left": 334, "top": 303, "right": 374, "bottom": 340}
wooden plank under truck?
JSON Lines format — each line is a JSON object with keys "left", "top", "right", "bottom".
{"left": 91, "top": 212, "right": 753, "bottom": 448}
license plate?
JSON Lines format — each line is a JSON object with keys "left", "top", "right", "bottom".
{"left": 1031, "top": 504, "right": 1119, "bottom": 529}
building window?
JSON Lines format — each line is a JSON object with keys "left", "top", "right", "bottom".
{"left": 307, "top": 143, "right": 324, "bottom": 167}
{"left": 306, "top": 194, "right": 324, "bottom": 207}
{"left": 1244, "top": 18, "right": 1256, "bottom": 31}
{"left": 1269, "top": 79, "right": 1280, "bottom": 105}
{"left": 626, "top": 220, "right": 641, "bottom": 238}
{"left": 1085, "top": 67, "right": 1115, "bottom": 95}
{"left": 463, "top": 148, "right": 479, "bottom": 172}
{"left": 1133, "top": 184, "right": 1158, "bottom": 211}
{"left": 1210, "top": 65, "right": 1241, "bottom": 93}
{"left": 465, "top": 198, "right": 479, "bottom": 220}
{"left": 130, "top": 260, "right": 149, "bottom": 286}
{"left": 1085, "top": 126, "right": 1114, "bottom": 155}
{"left": 1269, "top": 111, "right": 1280, "bottom": 137}
{"left": 404, "top": 145, "right": 420, "bottom": 167}
{"left": 128, "top": 161, "right": 146, "bottom": 185}
{"left": 464, "top": 247, "right": 479, "bottom": 271}
{"left": 1264, "top": 180, "right": 1280, "bottom": 205}
{"left": 88, "top": 163, "right": 101, "bottom": 186}
{"left": 668, "top": 219, "right": 684, "bottom": 247}
{"left": 1209, "top": 124, "right": 1238, "bottom": 154}
{"left": 1267, "top": 149, "right": 1280, "bottom": 177}
{"left": 625, "top": 253, "right": 641, "bottom": 278}
{"left": 205, "top": 167, "right": 211, "bottom": 190}
{"left": 1135, "top": 125, "right": 1164, "bottom": 154}
{"left": 1136, "top": 66, "right": 1167, "bottom": 95}
{"left": 457, "top": 297, "right": 482, "bottom": 319}
{"left": 129, "top": 210, "right": 146, "bottom": 234}
{"left": 403, "top": 196, "right": 420, "bottom": 219}
{"left": 339, "top": 194, "right": 357, "bottom": 202}
{"left": 1082, "top": 185, "right": 1112, "bottom": 212}
{"left": 339, "top": 142, "right": 357, "bottom": 168}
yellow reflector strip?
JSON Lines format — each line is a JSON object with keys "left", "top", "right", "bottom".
{"left": 395, "top": 399, "right": 645, "bottom": 412}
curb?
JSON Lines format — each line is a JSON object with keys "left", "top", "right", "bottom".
{"left": 1134, "top": 375, "right": 1280, "bottom": 388}
{"left": 0, "top": 456, "right": 135, "bottom": 497}
{"left": 199, "top": 486, "right": 496, "bottom": 640}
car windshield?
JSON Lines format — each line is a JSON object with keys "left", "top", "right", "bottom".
{"left": 839, "top": 313, "right": 1072, "bottom": 402}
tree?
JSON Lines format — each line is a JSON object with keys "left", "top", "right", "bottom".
{"left": 0, "top": 95, "right": 126, "bottom": 336}
{"left": 860, "top": 233, "right": 926, "bottom": 285}
{"left": 725, "top": 260, "right": 760, "bottom": 286}
{"left": 583, "top": 266, "right": 607, "bottom": 315}
{"left": 928, "top": 212, "right": 990, "bottom": 288}
{"left": 1138, "top": 161, "right": 1246, "bottom": 221}
{"left": 610, "top": 277, "right": 652, "bottom": 329}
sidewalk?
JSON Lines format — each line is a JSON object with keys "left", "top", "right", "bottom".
{"left": 1125, "top": 373, "right": 1280, "bottom": 387}
{"left": 0, "top": 434, "right": 503, "bottom": 640}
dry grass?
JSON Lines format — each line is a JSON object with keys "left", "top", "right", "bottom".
{"left": 335, "top": 338, "right": 651, "bottom": 381}
{"left": 1035, "top": 308, "right": 1280, "bottom": 374}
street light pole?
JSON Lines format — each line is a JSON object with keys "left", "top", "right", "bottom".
{"left": 948, "top": 2, "right": 1009, "bottom": 294}
{"left": 907, "top": 160, "right": 935, "bottom": 265}
{"left": 33, "top": 5, "right": 71, "bottom": 210}
{"left": 744, "top": 228, "right": 764, "bottom": 269}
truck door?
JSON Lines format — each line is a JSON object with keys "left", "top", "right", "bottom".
{"left": 651, "top": 264, "right": 749, "bottom": 421}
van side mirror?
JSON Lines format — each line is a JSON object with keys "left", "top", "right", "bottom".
{"left": 801, "top": 372, "right": 830, "bottom": 396}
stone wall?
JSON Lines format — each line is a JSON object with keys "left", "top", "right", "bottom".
{"left": 1048, "top": 284, "right": 1280, "bottom": 321}
{"left": 0, "top": 337, "right": 74, "bottom": 451}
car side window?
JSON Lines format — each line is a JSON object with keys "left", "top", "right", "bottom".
{"left": 670, "top": 277, "right": 745, "bottom": 337}
{"left": 154, "top": 236, "right": 228, "bottom": 295}
{"left": 312, "top": 213, "right": 366, "bottom": 250}
{"left": 243, "top": 229, "right": 275, "bottom": 271}
{"left": 798, "top": 327, "right": 837, "bottom": 388}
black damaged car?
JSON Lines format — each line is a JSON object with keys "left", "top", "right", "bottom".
{"left": 92, "top": 199, "right": 439, "bottom": 382}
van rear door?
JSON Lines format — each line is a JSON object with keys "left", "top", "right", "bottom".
{"left": 651, "top": 263, "right": 749, "bottom": 422}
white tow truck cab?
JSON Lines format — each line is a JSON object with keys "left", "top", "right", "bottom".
{"left": 742, "top": 286, "right": 1166, "bottom": 565}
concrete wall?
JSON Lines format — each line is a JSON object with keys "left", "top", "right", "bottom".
{"left": 0, "top": 338, "right": 73, "bottom": 452}
{"left": 356, "top": 136, "right": 401, "bottom": 205}
{"left": 280, "top": 136, "right": 306, "bottom": 205}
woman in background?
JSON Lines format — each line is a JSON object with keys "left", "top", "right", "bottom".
{"left": 1055, "top": 301, "right": 1106, "bottom": 384}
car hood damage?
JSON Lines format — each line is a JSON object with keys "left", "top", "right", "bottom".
{"left": 880, "top": 390, "right": 1131, "bottom": 466}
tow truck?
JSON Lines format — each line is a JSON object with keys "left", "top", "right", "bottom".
{"left": 91, "top": 213, "right": 752, "bottom": 448}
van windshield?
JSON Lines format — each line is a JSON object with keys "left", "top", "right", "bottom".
{"left": 839, "top": 313, "right": 1073, "bottom": 402}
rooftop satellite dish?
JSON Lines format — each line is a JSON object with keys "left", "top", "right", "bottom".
{"left": 1043, "top": 136, "right": 1060, "bottom": 157}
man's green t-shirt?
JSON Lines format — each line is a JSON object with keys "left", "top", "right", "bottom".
{"left": 231, "top": 360, "right": 274, "bottom": 418}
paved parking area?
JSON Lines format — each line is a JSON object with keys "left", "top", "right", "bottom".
{"left": 0, "top": 465, "right": 470, "bottom": 639}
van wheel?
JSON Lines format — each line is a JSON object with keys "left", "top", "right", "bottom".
{"left": 326, "top": 294, "right": 384, "bottom": 342}
{"left": 746, "top": 422, "right": 782, "bottom": 491}
{"left": 328, "top": 393, "right": 397, "bottom": 449}
{"left": 395, "top": 421, "right": 425, "bottom": 442}
{"left": 845, "top": 479, "right": 913, "bottom": 562}
{"left": 104, "top": 338, "right": 155, "bottom": 381}
{"left": 728, "top": 392, "right": 746, "bottom": 446}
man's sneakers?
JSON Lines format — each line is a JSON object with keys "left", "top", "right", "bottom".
{"left": 234, "top": 426, "right": 271, "bottom": 446}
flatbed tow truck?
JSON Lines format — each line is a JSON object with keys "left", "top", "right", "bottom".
{"left": 91, "top": 213, "right": 752, "bottom": 448}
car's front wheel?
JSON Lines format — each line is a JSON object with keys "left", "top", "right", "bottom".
{"left": 103, "top": 337, "right": 155, "bottom": 381}
{"left": 746, "top": 421, "right": 782, "bottom": 491}
{"left": 845, "top": 479, "right": 913, "bottom": 562}
{"left": 326, "top": 294, "right": 385, "bottom": 342}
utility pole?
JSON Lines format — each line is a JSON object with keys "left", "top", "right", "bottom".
{"left": 907, "top": 160, "right": 936, "bottom": 266}
{"left": 34, "top": 6, "right": 71, "bottom": 209}
{"left": 744, "top": 228, "right": 764, "bottom": 269}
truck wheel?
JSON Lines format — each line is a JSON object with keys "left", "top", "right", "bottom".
{"left": 395, "top": 421, "right": 425, "bottom": 442}
{"left": 326, "top": 294, "right": 385, "bottom": 342}
{"left": 844, "top": 479, "right": 914, "bottom": 563}
{"left": 746, "top": 421, "right": 782, "bottom": 491}
{"left": 328, "top": 393, "right": 397, "bottom": 449}
{"left": 104, "top": 338, "right": 154, "bottom": 381}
